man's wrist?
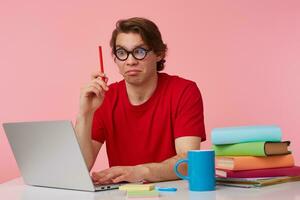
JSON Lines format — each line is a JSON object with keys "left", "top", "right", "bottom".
{"left": 76, "top": 112, "right": 94, "bottom": 122}
{"left": 136, "top": 164, "right": 151, "bottom": 182}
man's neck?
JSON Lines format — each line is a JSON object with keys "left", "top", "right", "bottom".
{"left": 126, "top": 73, "right": 158, "bottom": 106}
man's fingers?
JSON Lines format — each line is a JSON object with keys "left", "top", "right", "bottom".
{"left": 91, "top": 172, "right": 99, "bottom": 180}
{"left": 92, "top": 169, "right": 110, "bottom": 178}
{"left": 89, "top": 82, "right": 101, "bottom": 91}
{"left": 95, "top": 174, "right": 116, "bottom": 184}
{"left": 100, "top": 169, "right": 124, "bottom": 182}
{"left": 87, "top": 85, "right": 101, "bottom": 97}
{"left": 100, "top": 173, "right": 116, "bottom": 182}
{"left": 92, "top": 170, "right": 110, "bottom": 182}
{"left": 112, "top": 175, "right": 127, "bottom": 183}
{"left": 91, "top": 71, "right": 102, "bottom": 79}
{"left": 91, "top": 174, "right": 101, "bottom": 185}
{"left": 92, "top": 171, "right": 103, "bottom": 179}
{"left": 93, "top": 78, "right": 109, "bottom": 91}
{"left": 82, "top": 81, "right": 107, "bottom": 98}
{"left": 91, "top": 72, "right": 107, "bottom": 80}
{"left": 92, "top": 168, "right": 125, "bottom": 184}
{"left": 104, "top": 76, "right": 109, "bottom": 83}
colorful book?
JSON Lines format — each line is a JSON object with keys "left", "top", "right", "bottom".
{"left": 215, "top": 154, "right": 294, "bottom": 170}
{"left": 216, "top": 166, "right": 300, "bottom": 178}
{"left": 213, "top": 141, "right": 290, "bottom": 156}
{"left": 211, "top": 125, "right": 282, "bottom": 145}
{"left": 216, "top": 176, "right": 300, "bottom": 188}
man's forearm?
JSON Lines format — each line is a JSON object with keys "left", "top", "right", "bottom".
{"left": 138, "top": 153, "right": 188, "bottom": 182}
{"left": 93, "top": 137, "right": 201, "bottom": 184}
{"left": 75, "top": 114, "right": 95, "bottom": 170}
{"left": 137, "top": 136, "right": 202, "bottom": 182}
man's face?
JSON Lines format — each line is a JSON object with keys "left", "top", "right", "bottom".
{"left": 114, "top": 32, "right": 162, "bottom": 86}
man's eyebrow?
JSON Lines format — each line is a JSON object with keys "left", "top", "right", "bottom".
{"left": 115, "top": 44, "right": 147, "bottom": 50}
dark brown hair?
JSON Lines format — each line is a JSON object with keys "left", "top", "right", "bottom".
{"left": 110, "top": 17, "right": 167, "bottom": 71}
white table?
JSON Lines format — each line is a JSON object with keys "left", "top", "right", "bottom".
{"left": 1, "top": 178, "right": 300, "bottom": 200}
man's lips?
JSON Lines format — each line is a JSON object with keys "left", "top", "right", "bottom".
{"left": 125, "top": 69, "right": 142, "bottom": 75}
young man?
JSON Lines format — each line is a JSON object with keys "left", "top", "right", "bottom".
{"left": 75, "top": 17, "right": 206, "bottom": 185}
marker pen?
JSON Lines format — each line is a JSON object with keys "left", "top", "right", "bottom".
{"left": 98, "top": 46, "right": 105, "bottom": 80}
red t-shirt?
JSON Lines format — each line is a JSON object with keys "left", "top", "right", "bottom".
{"left": 92, "top": 73, "right": 206, "bottom": 167}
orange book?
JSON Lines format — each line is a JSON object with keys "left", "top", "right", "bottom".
{"left": 215, "top": 154, "right": 294, "bottom": 171}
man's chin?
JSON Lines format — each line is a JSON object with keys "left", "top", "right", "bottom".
{"left": 125, "top": 78, "right": 143, "bottom": 86}
{"left": 125, "top": 77, "right": 143, "bottom": 86}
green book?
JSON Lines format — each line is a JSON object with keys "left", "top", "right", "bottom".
{"left": 213, "top": 141, "right": 290, "bottom": 156}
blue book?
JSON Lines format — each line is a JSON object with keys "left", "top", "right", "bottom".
{"left": 211, "top": 125, "right": 282, "bottom": 145}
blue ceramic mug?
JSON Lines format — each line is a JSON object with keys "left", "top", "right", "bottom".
{"left": 174, "top": 150, "right": 215, "bottom": 191}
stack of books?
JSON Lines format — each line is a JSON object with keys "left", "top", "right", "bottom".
{"left": 212, "top": 125, "right": 300, "bottom": 188}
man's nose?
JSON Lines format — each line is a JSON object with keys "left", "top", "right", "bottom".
{"left": 126, "top": 53, "right": 138, "bottom": 65}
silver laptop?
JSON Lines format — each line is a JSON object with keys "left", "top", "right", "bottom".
{"left": 2, "top": 120, "right": 124, "bottom": 192}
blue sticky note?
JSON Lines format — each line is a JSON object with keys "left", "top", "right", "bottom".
{"left": 155, "top": 186, "right": 177, "bottom": 192}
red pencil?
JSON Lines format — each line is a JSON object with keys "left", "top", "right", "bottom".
{"left": 98, "top": 46, "right": 104, "bottom": 74}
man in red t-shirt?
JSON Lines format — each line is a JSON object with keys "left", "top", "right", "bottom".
{"left": 75, "top": 17, "right": 206, "bottom": 185}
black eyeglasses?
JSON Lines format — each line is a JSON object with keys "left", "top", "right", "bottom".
{"left": 114, "top": 47, "right": 152, "bottom": 61}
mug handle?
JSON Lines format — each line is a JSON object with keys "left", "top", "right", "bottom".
{"left": 174, "top": 159, "right": 189, "bottom": 180}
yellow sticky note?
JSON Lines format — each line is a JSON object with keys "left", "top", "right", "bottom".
{"left": 119, "top": 184, "right": 155, "bottom": 191}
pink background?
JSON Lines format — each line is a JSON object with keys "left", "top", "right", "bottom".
{"left": 1, "top": 0, "right": 300, "bottom": 183}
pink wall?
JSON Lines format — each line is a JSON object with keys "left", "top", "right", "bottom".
{"left": 1, "top": 0, "right": 300, "bottom": 183}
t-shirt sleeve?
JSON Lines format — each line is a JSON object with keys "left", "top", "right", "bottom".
{"left": 91, "top": 108, "right": 106, "bottom": 144}
{"left": 174, "top": 82, "right": 206, "bottom": 141}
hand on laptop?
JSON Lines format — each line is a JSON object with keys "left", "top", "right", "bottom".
{"left": 91, "top": 165, "right": 148, "bottom": 185}
{"left": 79, "top": 72, "right": 109, "bottom": 116}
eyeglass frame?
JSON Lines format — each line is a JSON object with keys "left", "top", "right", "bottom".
{"left": 113, "top": 47, "right": 152, "bottom": 61}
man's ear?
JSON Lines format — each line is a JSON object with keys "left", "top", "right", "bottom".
{"left": 156, "top": 53, "right": 164, "bottom": 62}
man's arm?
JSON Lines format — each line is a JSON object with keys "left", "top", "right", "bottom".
{"left": 75, "top": 114, "right": 102, "bottom": 171}
{"left": 92, "top": 136, "right": 201, "bottom": 183}
{"left": 139, "top": 136, "right": 201, "bottom": 182}
{"left": 75, "top": 71, "right": 108, "bottom": 171}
